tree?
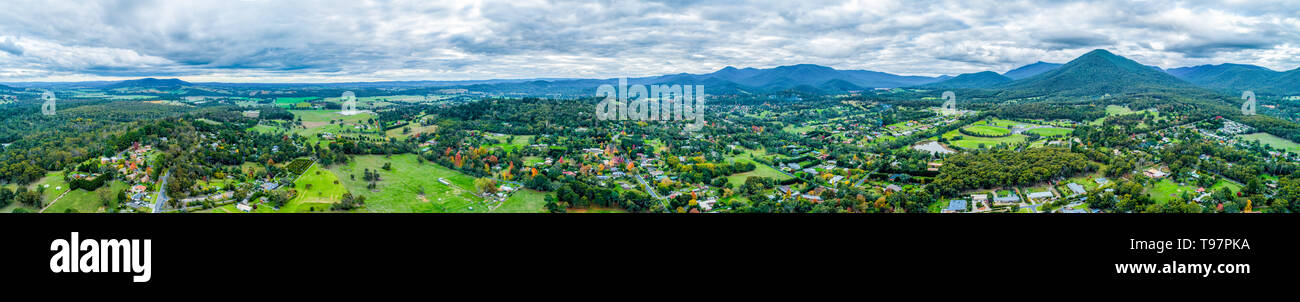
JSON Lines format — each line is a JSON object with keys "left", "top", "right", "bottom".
{"left": 0, "top": 187, "right": 12, "bottom": 208}
{"left": 474, "top": 177, "right": 498, "bottom": 195}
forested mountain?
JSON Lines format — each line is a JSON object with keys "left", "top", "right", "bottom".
{"left": 1266, "top": 68, "right": 1300, "bottom": 95}
{"left": 997, "top": 49, "right": 1200, "bottom": 97}
{"left": 1166, "top": 63, "right": 1284, "bottom": 94}
{"left": 919, "top": 71, "right": 1012, "bottom": 89}
{"left": 1002, "top": 61, "right": 1062, "bottom": 80}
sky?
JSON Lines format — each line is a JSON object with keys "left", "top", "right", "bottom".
{"left": 0, "top": 0, "right": 1298, "bottom": 83}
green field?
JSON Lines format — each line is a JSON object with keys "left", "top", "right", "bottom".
{"left": 726, "top": 162, "right": 793, "bottom": 187}
{"left": 292, "top": 110, "right": 374, "bottom": 124}
{"left": 1148, "top": 178, "right": 1241, "bottom": 204}
{"left": 43, "top": 181, "right": 129, "bottom": 213}
{"left": 941, "top": 129, "right": 1028, "bottom": 149}
{"left": 483, "top": 133, "right": 534, "bottom": 153}
{"left": 280, "top": 163, "right": 347, "bottom": 212}
{"left": 963, "top": 125, "right": 1011, "bottom": 136}
{"left": 328, "top": 154, "right": 487, "bottom": 213}
{"left": 971, "top": 119, "right": 1024, "bottom": 128}
{"left": 783, "top": 124, "right": 817, "bottom": 134}
{"left": 30, "top": 172, "right": 71, "bottom": 208}
{"left": 1105, "top": 105, "right": 1136, "bottom": 116}
{"left": 1028, "top": 127, "right": 1073, "bottom": 137}
{"left": 1240, "top": 132, "right": 1300, "bottom": 153}
{"left": 495, "top": 189, "right": 548, "bottom": 213}
{"left": 275, "top": 97, "right": 319, "bottom": 107}
{"left": 291, "top": 110, "right": 380, "bottom": 146}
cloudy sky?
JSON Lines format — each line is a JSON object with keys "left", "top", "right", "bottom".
{"left": 0, "top": 0, "right": 1298, "bottom": 82}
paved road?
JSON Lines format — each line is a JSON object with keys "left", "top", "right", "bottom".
{"left": 153, "top": 170, "right": 170, "bottom": 213}
{"left": 633, "top": 175, "right": 670, "bottom": 212}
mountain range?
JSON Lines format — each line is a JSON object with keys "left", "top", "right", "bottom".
{"left": 7, "top": 49, "right": 1298, "bottom": 97}
{"left": 1167, "top": 64, "right": 1300, "bottom": 95}
{"left": 921, "top": 71, "right": 1012, "bottom": 89}
{"left": 995, "top": 49, "right": 1200, "bottom": 96}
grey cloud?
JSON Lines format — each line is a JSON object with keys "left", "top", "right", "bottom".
{"left": 0, "top": 37, "right": 22, "bottom": 56}
{"left": 0, "top": 0, "right": 1298, "bottom": 81}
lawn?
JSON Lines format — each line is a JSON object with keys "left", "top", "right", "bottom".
{"left": 291, "top": 110, "right": 381, "bottom": 146}
{"left": 963, "top": 125, "right": 1011, "bottom": 136}
{"left": 1028, "top": 127, "right": 1073, "bottom": 137}
{"left": 29, "top": 171, "right": 71, "bottom": 208}
{"left": 494, "top": 189, "right": 549, "bottom": 213}
{"left": 327, "top": 154, "right": 486, "bottom": 213}
{"left": 1105, "top": 105, "right": 1136, "bottom": 116}
{"left": 483, "top": 133, "right": 534, "bottom": 153}
{"left": 783, "top": 124, "right": 817, "bottom": 134}
{"left": 275, "top": 97, "right": 319, "bottom": 107}
{"left": 292, "top": 109, "right": 374, "bottom": 124}
{"left": 941, "top": 129, "right": 1028, "bottom": 149}
{"left": 43, "top": 181, "right": 128, "bottom": 213}
{"left": 1149, "top": 179, "right": 1197, "bottom": 204}
{"left": 726, "top": 161, "right": 792, "bottom": 187}
{"left": 1239, "top": 132, "right": 1300, "bottom": 154}
{"left": 280, "top": 163, "right": 348, "bottom": 212}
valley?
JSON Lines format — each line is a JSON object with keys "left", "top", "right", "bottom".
{"left": 2, "top": 49, "right": 1300, "bottom": 214}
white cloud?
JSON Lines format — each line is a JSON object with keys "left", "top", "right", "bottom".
{"left": 0, "top": 0, "right": 1297, "bottom": 82}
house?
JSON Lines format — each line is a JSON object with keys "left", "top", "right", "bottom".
{"left": 1144, "top": 168, "right": 1168, "bottom": 178}
{"left": 1094, "top": 177, "right": 1110, "bottom": 186}
{"left": 971, "top": 194, "right": 989, "bottom": 204}
{"left": 131, "top": 185, "right": 148, "bottom": 194}
{"left": 698, "top": 197, "right": 718, "bottom": 211}
{"left": 1066, "top": 183, "right": 1086, "bottom": 195}
{"left": 943, "top": 200, "right": 968, "bottom": 213}
{"left": 884, "top": 184, "right": 902, "bottom": 193}
{"left": 828, "top": 175, "right": 845, "bottom": 185}
{"left": 1027, "top": 191, "right": 1055, "bottom": 201}
{"left": 993, "top": 194, "right": 1020, "bottom": 205}
{"left": 236, "top": 204, "right": 253, "bottom": 212}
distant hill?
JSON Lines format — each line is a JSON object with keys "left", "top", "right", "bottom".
{"left": 1167, "top": 63, "right": 1281, "bottom": 93}
{"left": 699, "top": 64, "right": 945, "bottom": 90}
{"left": 446, "top": 64, "right": 948, "bottom": 96}
{"left": 1166, "top": 64, "right": 1300, "bottom": 95}
{"left": 108, "top": 78, "right": 192, "bottom": 89}
{"left": 817, "top": 78, "right": 865, "bottom": 93}
{"left": 998, "top": 49, "right": 1198, "bottom": 96}
{"left": 1002, "top": 61, "right": 1062, "bottom": 80}
{"left": 920, "top": 71, "right": 1012, "bottom": 89}
{"left": 1270, "top": 68, "right": 1300, "bottom": 95}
